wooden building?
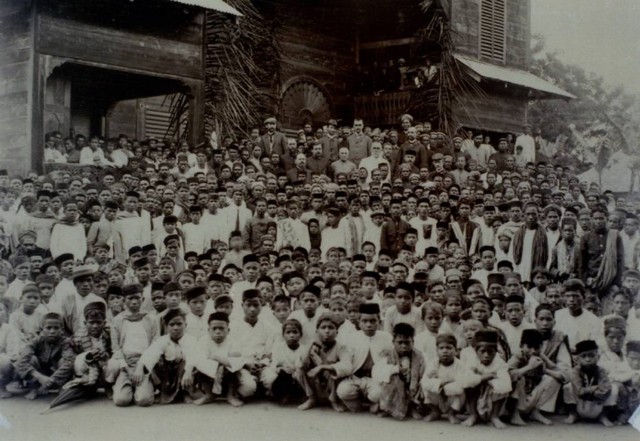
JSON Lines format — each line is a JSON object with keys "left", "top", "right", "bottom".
{"left": 263, "top": 0, "right": 573, "bottom": 133}
{"left": 0, "top": 0, "right": 240, "bottom": 174}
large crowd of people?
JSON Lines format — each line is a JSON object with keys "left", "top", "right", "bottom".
{"left": 1, "top": 113, "right": 639, "bottom": 429}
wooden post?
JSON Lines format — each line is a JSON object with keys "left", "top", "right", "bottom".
{"left": 185, "top": 79, "right": 205, "bottom": 147}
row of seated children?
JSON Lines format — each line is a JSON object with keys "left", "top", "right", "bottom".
{"left": 1, "top": 279, "right": 639, "bottom": 429}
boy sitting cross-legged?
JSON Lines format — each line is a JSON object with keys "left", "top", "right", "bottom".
{"left": 298, "top": 312, "right": 352, "bottom": 412}
{"left": 507, "top": 329, "right": 560, "bottom": 426}
{"left": 373, "top": 323, "right": 426, "bottom": 420}
{"left": 461, "top": 329, "right": 512, "bottom": 429}
{"left": 261, "top": 318, "right": 306, "bottom": 405}
{"left": 563, "top": 339, "right": 616, "bottom": 427}
{"left": 189, "top": 312, "right": 254, "bottom": 406}
{"left": 421, "top": 333, "right": 466, "bottom": 423}
{"left": 13, "top": 312, "right": 74, "bottom": 400}
{"left": 137, "top": 309, "right": 197, "bottom": 405}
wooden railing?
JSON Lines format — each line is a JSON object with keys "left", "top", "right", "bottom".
{"left": 353, "top": 91, "right": 412, "bottom": 126}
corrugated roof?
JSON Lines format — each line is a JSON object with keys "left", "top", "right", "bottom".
{"left": 454, "top": 54, "right": 576, "bottom": 100}
{"left": 169, "top": 0, "right": 242, "bottom": 16}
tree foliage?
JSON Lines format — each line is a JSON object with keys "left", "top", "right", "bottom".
{"left": 528, "top": 34, "right": 640, "bottom": 155}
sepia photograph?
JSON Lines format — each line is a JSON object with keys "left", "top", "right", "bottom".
{"left": 0, "top": 0, "right": 639, "bottom": 440}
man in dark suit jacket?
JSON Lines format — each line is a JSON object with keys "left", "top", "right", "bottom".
{"left": 259, "top": 117, "right": 288, "bottom": 157}
{"left": 381, "top": 199, "right": 411, "bottom": 253}
{"left": 320, "top": 119, "right": 340, "bottom": 162}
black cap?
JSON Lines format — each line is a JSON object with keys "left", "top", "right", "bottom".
{"left": 575, "top": 340, "right": 598, "bottom": 354}
{"left": 163, "top": 308, "right": 186, "bottom": 325}
{"left": 301, "top": 284, "right": 321, "bottom": 298}
{"left": 242, "top": 289, "right": 261, "bottom": 301}
{"left": 359, "top": 303, "right": 380, "bottom": 315}
{"left": 132, "top": 257, "right": 150, "bottom": 269}
{"left": 473, "top": 329, "right": 498, "bottom": 345}
{"left": 54, "top": 253, "right": 74, "bottom": 266}
{"left": 393, "top": 323, "right": 415, "bottom": 337}
{"left": 243, "top": 254, "right": 259, "bottom": 266}
{"left": 185, "top": 286, "right": 206, "bottom": 301}
{"left": 505, "top": 294, "right": 524, "bottom": 305}
{"left": 122, "top": 284, "right": 143, "bottom": 297}
{"left": 520, "top": 329, "right": 543, "bottom": 348}
{"left": 208, "top": 311, "right": 230, "bottom": 323}
{"left": 163, "top": 282, "right": 181, "bottom": 294}
{"left": 83, "top": 301, "right": 106, "bottom": 318}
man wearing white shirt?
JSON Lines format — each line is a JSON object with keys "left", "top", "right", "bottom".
{"left": 58, "top": 264, "right": 106, "bottom": 335}
{"left": 182, "top": 205, "right": 209, "bottom": 255}
{"left": 359, "top": 142, "right": 390, "bottom": 183}
{"left": 409, "top": 198, "right": 437, "bottom": 256}
{"left": 276, "top": 199, "right": 311, "bottom": 251}
{"left": 200, "top": 195, "right": 225, "bottom": 246}
{"left": 220, "top": 185, "right": 252, "bottom": 243}
{"left": 621, "top": 213, "right": 640, "bottom": 269}
{"left": 362, "top": 210, "right": 385, "bottom": 255}
{"left": 461, "top": 133, "right": 494, "bottom": 170}
{"left": 79, "top": 136, "right": 113, "bottom": 166}
{"left": 554, "top": 279, "right": 603, "bottom": 351}
{"left": 514, "top": 125, "right": 536, "bottom": 165}
{"left": 229, "top": 289, "right": 278, "bottom": 399}
{"left": 336, "top": 303, "right": 392, "bottom": 412}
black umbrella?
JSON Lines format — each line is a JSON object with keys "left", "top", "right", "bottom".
{"left": 45, "top": 384, "right": 97, "bottom": 413}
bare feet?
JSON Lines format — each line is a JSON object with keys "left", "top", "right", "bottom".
{"left": 331, "top": 401, "right": 346, "bottom": 413}
{"left": 563, "top": 413, "right": 578, "bottom": 424}
{"left": 491, "top": 416, "right": 507, "bottom": 429}
{"left": 369, "top": 403, "right": 379, "bottom": 414}
{"left": 297, "top": 398, "right": 316, "bottom": 411}
{"left": 423, "top": 412, "right": 441, "bottom": 422}
{"left": 461, "top": 415, "right": 477, "bottom": 427}
{"left": 191, "top": 394, "right": 214, "bottom": 405}
{"left": 447, "top": 413, "right": 461, "bottom": 424}
{"left": 510, "top": 411, "right": 527, "bottom": 426}
{"left": 25, "top": 389, "right": 39, "bottom": 400}
{"left": 530, "top": 409, "right": 553, "bottom": 425}
{"left": 410, "top": 408, "right": 423, "bottom": 420}
{"left": 5, "top": 381, "right": 27, "bottom": 396}
{"left": 226, "top": 395, "right": 244, "bottom": 407}
{"left": 598, "top": 415, "right": 614, "bottom": 427}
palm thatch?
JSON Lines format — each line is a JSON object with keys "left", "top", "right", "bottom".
{"left": 408, "top": 0, "right": 485, "bottom": 135}
{"left": 168, "top": 0, "right": 280, "bottom": 142}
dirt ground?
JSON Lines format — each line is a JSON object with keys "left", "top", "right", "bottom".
{"left": 0, "top": 397, "right": 638, "bottom": 441}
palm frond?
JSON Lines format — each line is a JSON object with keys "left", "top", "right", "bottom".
{"left": 408, "top": 0, "right": 486, "bottom": 135}
{"left": 169, "top": 0, "right": 281, "bottom": 143}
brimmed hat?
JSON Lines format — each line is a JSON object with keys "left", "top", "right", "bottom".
{"left": 71, "top": 264, "right": 98, "bottom": 280}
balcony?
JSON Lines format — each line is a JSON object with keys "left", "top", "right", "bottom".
{"left": 353, "top": 90, "right": 412, "bottom": 126}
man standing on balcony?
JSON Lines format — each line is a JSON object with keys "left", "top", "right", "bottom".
{"left": 321, "top": 119, "right": 340, "bottom": 162}
{"left": 347, "top": 118, "right": 371, "bottom": 164}
{"left": 259, "top": 117, "right": 288, "bottom": 157}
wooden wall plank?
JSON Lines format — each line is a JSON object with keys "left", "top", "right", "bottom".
{"left": 37, "top": 15, "right": 204, "bottom": 79}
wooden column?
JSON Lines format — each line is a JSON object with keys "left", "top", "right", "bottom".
{"left": 185, "top": 79, "right": 205, "bottom": 147}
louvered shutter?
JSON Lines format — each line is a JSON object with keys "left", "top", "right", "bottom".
{"left": 143, "top": 105, "right": 173, "bottom": 139}
{"left": 479, "top": 0, "right": 506, "bottom": 63}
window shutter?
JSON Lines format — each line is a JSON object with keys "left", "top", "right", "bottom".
{"left": 143, "top": 105, "right": 173, "bottom": 140}
{"left": 479, "top": 0, "right": 506, "bottom": 63}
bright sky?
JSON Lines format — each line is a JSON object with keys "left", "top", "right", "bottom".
{"left": 531, "top": 0, "right": 640, "bottom": 95}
